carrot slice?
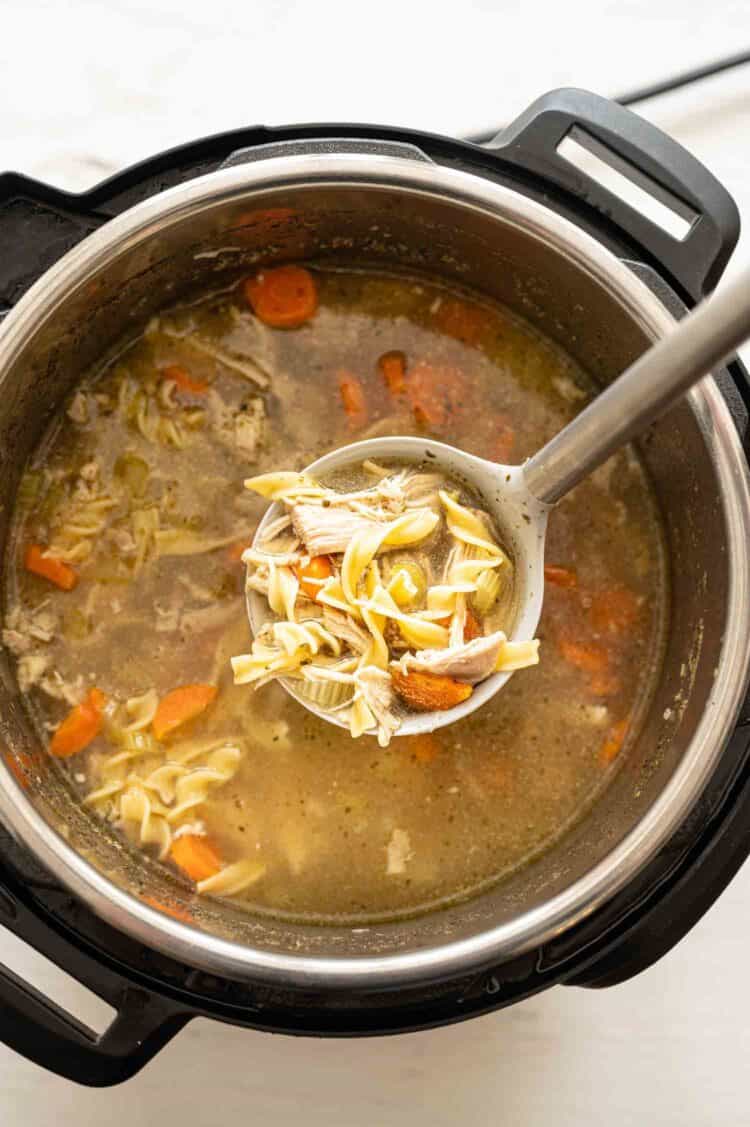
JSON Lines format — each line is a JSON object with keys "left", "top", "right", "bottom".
{"left": 558, "top": 639, "right": 609, "bottom": 675}
{"left": 464, "top": 607, "right": 482, "bottom": 642}
{"left": 589, "top": 669, "right": 621, "bottom": 698}
{"left": 236, "top": 207, "right": 297, "bottom": 227}
{"left": 295, "top": 555, "right": 333, "bottom": 601}
{"left": 244, "top": 265, "right": 318, "bottom": 328}
{"left": 600, "top": 717, "right": 629, "bottom": 764}
{"left": 152, "top": 684, "right": 218, "bottom": 741}
{"left": 162, "top": 364, "right": 208, "bottom": 395}
{"left": 142, "top": 894, "right": 194, "bottom": 924}
{"left": 434, "top": 298, "right": 492, "bottom": 346}
{"left": 4, "top": 751, "right": 34, "bottom": 789}
{"left": 50, "top": 687, "right": 106, "bottom": 758}
{"left": 406, "top": 362, "right": 471, "bottom": 429}
{"left": 590, "top": 586, "right": 640, "bottom": 634}
{"left": 170, "top": 835, "right": 222, "bottom": 883}
{"left": 24, "top": 545, "right": 77, "bottom": 591}
{"left": 408, "top": 733, "right": 440, "bottom": 763}
{"left": 391, "top": 668, "right": 473, "bottom": 712}
{"left": 544, "top": 565, "right": 578, "bottom": 589}
{"left": 337, "top": 370, "right": 368, "bottom": 427}
{"left": 377, "top": 350, "right": 406, "bottom": 395}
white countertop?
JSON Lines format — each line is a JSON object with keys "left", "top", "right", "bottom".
{"left": 2, "top": 1, "right": 750, "bottom": 1119}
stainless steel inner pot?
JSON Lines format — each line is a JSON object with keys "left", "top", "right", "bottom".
{"left": 1, "top": 148, "right": 749, "bottom": 989}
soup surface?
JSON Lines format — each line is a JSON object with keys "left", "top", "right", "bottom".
{"left": 2, "top": 267, "right": 667, "bottom": 921}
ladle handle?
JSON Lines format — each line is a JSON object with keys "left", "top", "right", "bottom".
{"left": 522, "top": 265, "right": 750, "bottom": 506}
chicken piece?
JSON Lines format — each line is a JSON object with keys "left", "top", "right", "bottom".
{"left": 356, "top": 665, "right": 400, "bottom": 746}
{"left": 234, "top": 399, "right": 266, "bottom": 460}
{"left": 397, "top": 631, "right": 506, "bottom": 685}
{"left": 321, "top": 608, "right": 371, "bottom": 654}
{"left": 386, "top": 829, "right": 413, "bottom": 875}
{"left": 17, "top": 653, "right": 50, "bottom": 693}
{"left": 291, "top": 504, "right": 381, "bottom": 557}
{"left": 205, "top": 389, "right": 266, "bottom": 463}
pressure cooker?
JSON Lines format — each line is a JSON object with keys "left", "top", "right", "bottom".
{"left": 1, "top": 88, "right": 750, "bottom": 1085}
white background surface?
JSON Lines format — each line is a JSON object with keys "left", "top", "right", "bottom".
{"left": 2, "top": 2, "right": 750, "bottom": 1121}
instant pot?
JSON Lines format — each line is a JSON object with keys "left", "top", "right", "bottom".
{"left": 2, "top": 89, "right": 750, "bottom": 1086}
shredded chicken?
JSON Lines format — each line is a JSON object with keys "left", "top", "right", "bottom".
{"left": 38, "top": 670, "right": 86, "bottom": 706}
{"left": 386, "top": 828, "right": 413, "bottom": 875}
{"left": 206, "top": 389, "right": 266, "bottom": 463}
{"left": 162, "top": 325, "right": 270, "bottom": 389}
{"left": 17, "top": 653, "right": 51, "bottom": 693}
{"left": 356, "top": 666, "right": 400, "bottom": 747}
{"left": 181, "top": 599, "right": 243, "bottom": 635}
{"left": 234, "top": 400, "right": 266, "bottom": 460}
{"left": 396, "top": 631, "right": 506, "bottom": 684}
{"left": 108, "top": 527, "right": 137, "bottom": 555}
{"left": 292, "top": 504, "right": 381, "bottom": 556}
{"left": 321, "top": 608, "right": 371, "bottom": 654}
{"left": 67, "top": 391, "right": 90, "bottom": 424}
{"left": 3, "top": 603, "right": 58, "bottom": 655}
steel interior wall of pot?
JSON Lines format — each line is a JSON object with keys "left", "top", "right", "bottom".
{"left": 0, "top": 165, "right": 744, "bottom": 978}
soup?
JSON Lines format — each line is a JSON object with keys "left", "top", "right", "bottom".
{"left": 2, "top": 267, "right": 667, "bottom": 922}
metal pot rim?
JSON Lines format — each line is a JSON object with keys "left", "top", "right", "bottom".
{"left": 1, "top": 151, "right": 749, "bottom": 989}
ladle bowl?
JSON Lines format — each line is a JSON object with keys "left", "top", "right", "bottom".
{"left": 247, "top": 437, "right": 549, "bottom": 735}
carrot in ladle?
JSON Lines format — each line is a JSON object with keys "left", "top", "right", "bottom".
{"left": 295, "top": 555, "right": 333, "bottom": 601}
{"left": 391, "top": 668, "right": 473, "bottom": 712}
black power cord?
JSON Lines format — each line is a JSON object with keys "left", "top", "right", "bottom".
{"left": 465, "top": 48, "right": 750, "bottom": 145}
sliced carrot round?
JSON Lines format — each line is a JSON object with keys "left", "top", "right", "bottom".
{"left": 162, "top": 364, "right": 208, "bottom": 395}
{"left": 170, "top": 835, "right": 222, "bottom": 883}
{"left": 434, "top": 298, "right": 493, "bottom": 346}
{"left": 244, "top": 265, "right": 318, "bottom": 328}
{"left": 558, "top": 639, "right": 609, "bottom": 675}
{"left": 50, "top": 688, "right": 106, "bottom": 758}
{"left": 337, "top": 370, "right": 368, "bottom": 427}
{"left": 600, "top": 717, "right": 629, "bottom": 764}
{"left": 24, "top": 545, "right": 77, "bottom": 591}
{"left": 406, "top": 362, "right": 472, "bottom": 429}
{"left": 377, "top": 350, "right": 406, "bottom": 395}
{"left": 152, "top": 684, "right": 217, "bottom": 741}
{"left": 590, "top": 586, "right": 640, "bottom": 633}
{"left": 544, "top": 565, "right": 578, "bottom": 589}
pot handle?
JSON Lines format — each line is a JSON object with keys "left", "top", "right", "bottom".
{"left": 0, "top": 172, "right": 107, "bottom": 311}
{"left": 488, "top": 88, "right": 740, "bottom": 300}
{"left": 0, "top": 841, "right": 191, "bottom": 1085}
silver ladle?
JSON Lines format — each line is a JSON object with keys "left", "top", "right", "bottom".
{"left": 249, "top": 265, "right": 750, "bottom": 736}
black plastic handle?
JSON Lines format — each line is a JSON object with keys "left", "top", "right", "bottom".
{"left": 0, "top": 172, "right": 109, "bottom": 311}
{"left": 0, "top": 832, "right": 190, "bottom": 1086}
{"left": 490, "top": 88, "right": 740, "bottom": 301}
